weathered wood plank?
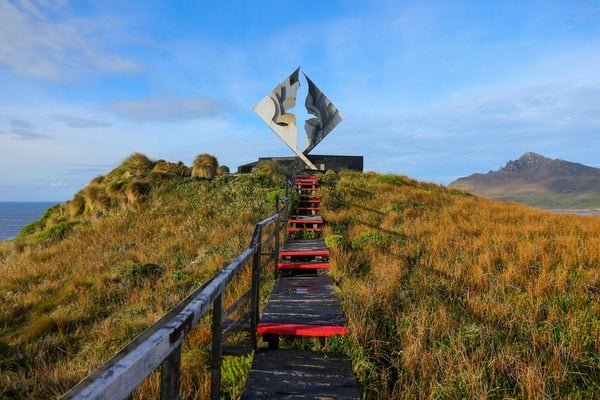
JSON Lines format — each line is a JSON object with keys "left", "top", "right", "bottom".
{"left": 258, "top": 276, "right": 346, "bottom": 328}
{"left": 280, "top": 239, "right": 328, "bottom": 253}
{"left": 241, "top": 350, "right": 360, "bottom": 399}
{"left": 277, "top": 262, "right": 330, "bottom": 269}
{"left": 288, "top": 216, "right": 323, "bottom": 222}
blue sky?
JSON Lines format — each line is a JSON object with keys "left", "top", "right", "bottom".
{"left": 1, "top": 0, "right": 599, "bottom": 201}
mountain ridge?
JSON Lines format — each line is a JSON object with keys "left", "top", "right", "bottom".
{"left": 450, "top": 152, "right": 600, "bottom": 209}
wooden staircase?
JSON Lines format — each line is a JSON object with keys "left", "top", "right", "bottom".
{"left": 242, "top": 174, "right": 360, "bottom": 399}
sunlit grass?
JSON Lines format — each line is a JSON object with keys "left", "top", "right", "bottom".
{"left": 2, "top": 163, "right": 598, "bottom": 399}
{"left": 0, "top": 156, "right": 286, "bottom": 398}
{"left": 321, "top": 170, "right": 600, "bottom": 399}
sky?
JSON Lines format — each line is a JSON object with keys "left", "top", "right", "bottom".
{"left": 1, "top": 0, "right": 599, "bottom": 201}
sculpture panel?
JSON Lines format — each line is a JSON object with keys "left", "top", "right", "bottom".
{"left": 253, "top": 68, "right": 343, "bottom": 170}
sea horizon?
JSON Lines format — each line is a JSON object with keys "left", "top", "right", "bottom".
{"left": 0, "top": 201, "right": 60, "bottom": 242}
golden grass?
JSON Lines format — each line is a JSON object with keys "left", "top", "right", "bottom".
{"left": 320, "top": 171, "right": 600, "bottom": 399}
{"left": 3, "top": 165, "right": 598, "bottom": 399}
{"left": 0, "top": 158, "right": 283, "bottom": 399}
{"left": 192, "top": 153, "right": 219, "bottom": 180}
{"left": 217, "top": 165, "right": 230, "bottom": 176}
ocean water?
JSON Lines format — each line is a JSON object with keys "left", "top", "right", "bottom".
{"left": 0, "top": 202, "right": 58, "bottom": 242}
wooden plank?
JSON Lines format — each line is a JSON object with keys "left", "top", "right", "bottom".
{"left": 280, "top": 239, "right": 329, "bottom": 255}
{"left": 257, "top": 276, "right": 346, "bottom": 330}
{"left": 281, "top": 239, "right": 328, "bottom": 250}
{"left": 278, "top": 262, "right": 330, "bottom": 270}
{"left": 241, "top": 350, "right": 360, "bottom": 399}
{"left": 257, "top": 323, "right": 346, "bottom": 336}
{"left": 288, "top": 216, "right": 323, "bottom": 222}
{"left": 279, "top": 249, "right": 329, "bottom": 256}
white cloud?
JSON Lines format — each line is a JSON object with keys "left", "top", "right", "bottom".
{"left": 0, "top": 0, "right": 141, "bottom": 81}
{"left": 54, "top": 115, "right": 113, "bottom": 128}
{"left": 49, "top": 181, "right": 69, "bottom": 188}
{"left": 105, "top": 95, "right": 233, "bottom": 122}
{"left": 0, "top": 119, "right": 51, "bottom": 140}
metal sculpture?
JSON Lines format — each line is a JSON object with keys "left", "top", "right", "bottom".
{"left": 303, "top": 73, "right": 343, "bottom": 155}
{"left": 253, "top": 68, "right": 343, "bottom": 169}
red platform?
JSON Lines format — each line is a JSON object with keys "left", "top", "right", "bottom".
{"left": 257, "top": 323, "right": 347, "bottom": 337}
{"left": 278, "top": 262, "right": 331, "bottom": 269}
{"left": 279, "top": 249, "right": 329, "bottom": 257}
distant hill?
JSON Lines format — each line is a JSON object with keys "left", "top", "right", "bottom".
{"left": 450, "top": 152, "right": 600, "bottom": 209}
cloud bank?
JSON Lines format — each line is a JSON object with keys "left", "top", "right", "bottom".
{"left": 1, "top": 119, "right": 51, "bottom": 140}
{"left": 0, "top": 0, "right": 141, "bottom": 81}
{"left": 106, "top": 95, "right": 233, "bottom": 122}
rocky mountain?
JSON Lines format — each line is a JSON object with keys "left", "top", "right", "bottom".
{"left": 450, "top": 152, "right": 600, "bottom": 209}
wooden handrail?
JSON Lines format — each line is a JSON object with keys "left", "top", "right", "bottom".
{"left": 61, "top": 194, "right": 287, "bottom": 400}
{"left": 61, "top": 169, "right": 298, "bottom": 400}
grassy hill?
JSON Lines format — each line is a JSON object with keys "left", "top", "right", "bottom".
{"left": 320, "top": 171, "right": 600, "bottom": 399}
{"left": 0, "top": 154, "right": 287, "bottom": 399}
{"left": 1, "top": 161, "right": 599, "bottom": 399}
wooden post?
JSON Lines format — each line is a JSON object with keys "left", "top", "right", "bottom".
{"left": 160, "top": 344, "right": 182, "bottom": 400}
{"left": 274, "top": 197, "right": 281, "bottom": 277}
{"left": 210, "top": 293, "right": 223, "bottom": 400}
{"left": 250, "top": 231, "right": 262, "bottom": 350}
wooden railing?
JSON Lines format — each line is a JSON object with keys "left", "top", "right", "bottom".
{"left": 61, "top": 172, "right": 296, "bottom": 400}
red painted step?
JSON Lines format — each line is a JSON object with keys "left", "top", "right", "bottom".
{"left": 278, "top": 262, "right": 330, "bottom": 269}
{"left": 256, "top": 323, "right": 347, "bottom": 337}
{"left": 279, "top": 249, "right": 329, "bottom": 257}
{"left": 286, "top": 227, "right": 323, "bottom": 233}
{"left": 288, "top": 219, "right": 323, "bottom": 225}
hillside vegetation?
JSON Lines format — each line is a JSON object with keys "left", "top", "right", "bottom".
{"left": 0, "top": 154, "right": 287, "bottom": 399}
{"left": 320, "top": 171, "right": 600, "bottom": 399}
{"left": 451, "top": 152, "right": 600, "bottom": 209}
{"left": 1, "top": 161, "right": 599, "bottom": 399}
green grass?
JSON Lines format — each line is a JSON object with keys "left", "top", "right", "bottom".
{"left": 2, "top": 164, "right": 599, "bottom": 399}
{"left": 0, "top": 153, "right": 286, "bottom": 398}
{"left": 320, "top": 170, "right": 600, "bottom": 399}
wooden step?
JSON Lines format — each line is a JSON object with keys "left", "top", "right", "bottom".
{"left": 279, "top": 249, "right": 329, "bottom": 257}
{"left": 296, "top": 175, "right": 319, "bottom": 181}
{"left": 241, "top": 350, "right": 360, "bottom": 400}
{"left": 278, "top": 262, "right": 330, "bottom": 269}
{"left": 257, "top": 276, "right": 347, "bottom": 337}
{"left": 280, "top": 239, "right": 329, "bottom": 254}
{"left": 288, "top": 216, "right": 323, "bottom": 223}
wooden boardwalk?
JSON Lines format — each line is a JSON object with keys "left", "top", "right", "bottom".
{"left": 241, "top": 350, "right": 360, "bottom": 399}
{"left": 242, "top": 174, "right": 360, "bottom": 399}
{"left": 257, "top": 276, "right": 347, "bottom": 336}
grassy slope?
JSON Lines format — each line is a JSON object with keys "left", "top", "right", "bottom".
{"left": 320, "top": 171, "right": 600, "bottom": 399}
{"left": 0, "top": 157, "right": 285, "bottom": 399}
{"left": 2, "top": 165, "right": 599, "bottom": 399}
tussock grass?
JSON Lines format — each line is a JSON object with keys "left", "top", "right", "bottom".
{"left": 192, "top": 153, "right": 218, "bottom": 180}
{"left": 321, "top": 170, "right": 600, "bottom": 399}
{"left": 0, "top": 154, "right": 284, "bottom": 398}
{"left": 4, "top": 164, "right": 597, "bottom": 399}
{"left": 217, "top": 165, "right": 230, "bottom": 176}
{"left": 253, "top": 160, "right": 287, "bottom": 187}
